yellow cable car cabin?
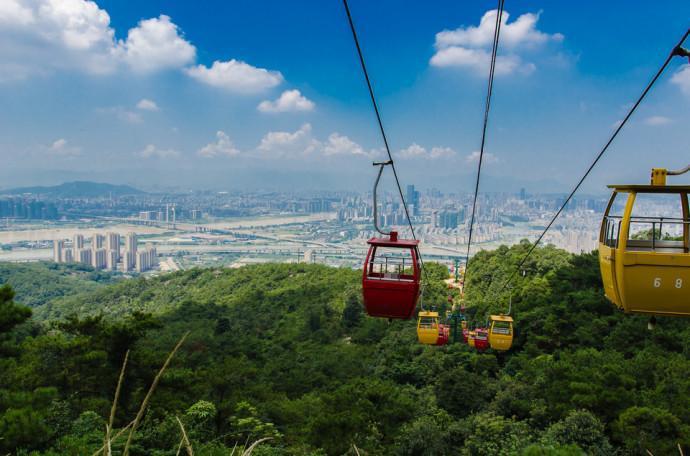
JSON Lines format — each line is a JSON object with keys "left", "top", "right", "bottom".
{"left": 488, "top": 315, "right": 513, "bottom": 351}
{"left": 417, "top": 311, "right": 441, "bottom": 345}
{"left": 599, "top": 168, "right": 690, "bottom": 317}
{"left": 467, "top": 329, "right": 476, "bottom": 348}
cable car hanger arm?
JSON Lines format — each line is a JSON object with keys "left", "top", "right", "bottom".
{"left": 667, "top": 164, "right": 690, "bottom": 176}
{"left": 672, "top": 45, "right": 690, "bottom": 62}
{"left": 342, "top": 0, "right": 432, "bottom": 297}
{"left": 372, "top": 160, "right": 393, "bottom": 236}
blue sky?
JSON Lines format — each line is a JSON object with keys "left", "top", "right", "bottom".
{"left": 0, "top": 0, "right": 689, "bottom": 194}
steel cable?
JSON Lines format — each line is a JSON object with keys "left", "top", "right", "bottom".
{"left": 464, "top": 0, "right": 506, "bottom": 278}
{"left": 341, "top": 0, "right": 432, "bottom": 302}
{"left": 493, "top": 28, "right": 690, "bottom": 297}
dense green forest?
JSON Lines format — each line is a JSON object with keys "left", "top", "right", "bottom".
{"left": 1, "top": 243, "right": 689, "bottom": 455}
{"left": 0, "top": 262, "right": 116, "bottom": 310}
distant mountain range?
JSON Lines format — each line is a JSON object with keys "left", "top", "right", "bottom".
{"left": 0, "top": 181, "right": 145, "bottom": 198}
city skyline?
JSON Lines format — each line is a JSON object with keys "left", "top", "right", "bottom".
{"left": 2, "top": 184, "right": 617, "bottom": 273}
{"left": 1, "top": 1, "right": 689, "bottom": 193}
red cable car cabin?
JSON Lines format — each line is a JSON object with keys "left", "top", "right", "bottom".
{"left": 362, "top": 231, "right": 421, "bottom": 319}
{"left": 473, "top": 328, "right": 490, "bottom": 351}
{"left": 436, "top": 324, "right": 450, "bottom": 346}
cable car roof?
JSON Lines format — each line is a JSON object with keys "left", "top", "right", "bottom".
{"left": 367, "top": 237, "right": 420, "bottom": 247}
{"left": 490, "top": 315, "right": 513, "bottom": 322}
{"left": 607, "top": 184, "right": 690, "bottom": 193}
{"left": 418, "top": 311, "right": 439, "bottom": 317}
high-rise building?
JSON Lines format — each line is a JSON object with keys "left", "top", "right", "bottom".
{"left": 53, "top": 240, "right": 64, "bottom": 263}
{"left": 438, "top": 210, "right": 460, "bottom": 229}
{"left": 147, "top": 244, "right": 157, "bottom": 268}
{"left": 77, "top": 248, "right": 92, "bottom": 266}
{"left": 106, "top": 232, "right": 120, "bottom": 256}
{"left": 124, "top": 232, "right": 137, "bottom": 270}
{"left": 92, "top": 248, "right": 107, "bottom": 269}
{"left": 73, "top": 234, "right": 84, "bottom": 258}
{"left": 125, "top": 232, "right": 137, "bottom": 253}
{"left": 122, "top": 251, "right": 135, "bottom": 272}
{"left": 92, "top": 234, "right": 105, "bottom": 250}
{"left": 106, "top": 250, "right": 118, "bottom": 271}
{"left": 136, "top": 250, "right": 150, "bottom": 273}
{"left": 406, "top": 184, "right": 420, "bottom": 216}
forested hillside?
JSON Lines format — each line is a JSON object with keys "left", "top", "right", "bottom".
{"left": 0, "top": 244, "right": 689, "bottom": 455}
{"left": 0, "top": 262, "right": 115, "bottom": 309}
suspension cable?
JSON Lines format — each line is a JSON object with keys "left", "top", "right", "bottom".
{"left": 342, "top": 0, "right": 416, "bottom": 239}
{"left": 342, "top": 0, "right": 432, "bottom": 296}
{"left": 464, "top": 0, "right": 506, "bottom": 277}
{"left": 493, "top": 28, "right": 690, "bottom": 297}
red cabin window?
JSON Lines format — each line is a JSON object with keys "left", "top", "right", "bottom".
{"left": 362, "top": 233, "right": 421, "bottom": 319}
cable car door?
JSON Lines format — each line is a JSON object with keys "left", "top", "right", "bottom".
{"left": 599, "top": 191, "right": 624, "bottom": 309}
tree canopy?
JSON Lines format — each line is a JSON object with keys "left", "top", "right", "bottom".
{"left": 0, "top": 244, "right": 688, "bottom": 454}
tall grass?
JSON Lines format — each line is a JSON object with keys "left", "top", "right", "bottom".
{"left": 92, "top": 331, "right": 271, "bottom": 455}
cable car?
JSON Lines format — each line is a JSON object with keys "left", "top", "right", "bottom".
{"left": 468, "top": 328, "right": 489, "bottom": 351}
{"left": 467, "top": 329, "right": 476, "bottom": 348}
{"left": 417, "top": 311, "right": 450, "bottom": 345}
{"left": 417, "top": 311, "right": 442, "bottom": 344}
{"left": 437, "top": 324, "right": 450, "bottom": 346}
{"left": 488, "top": 315, "right": 514, "bottom": 351}
{"left": 599, "top": 167, "right": 690, "bottom": 317}
{"left": 363, "top": 231, "right": 421, "bottom": 319}
{"left": 474, "top": 328, "right": 490, "bottom": 351}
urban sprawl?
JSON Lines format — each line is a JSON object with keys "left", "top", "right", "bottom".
{"left": 0, "top": 184, "right": 637, "bottom": 273}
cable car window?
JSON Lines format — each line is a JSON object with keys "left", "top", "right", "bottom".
{"left": 418, "top": 316, "right": 438, "bottom": 329}
{"left": 491, "top": 321, "right": 512, "bottom": 335}
{"left": 627, "top": 193, "right": 686, "bottom": 252}
{"left": 601, "top": 192, "right": 625, "bottom": 247}
{"left": 366, "top": 246, "right": 416, "bottom": 281}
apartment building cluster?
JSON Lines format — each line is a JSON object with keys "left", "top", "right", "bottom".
{"left": 52, "top": 232, "right": 157, "bottom": 273}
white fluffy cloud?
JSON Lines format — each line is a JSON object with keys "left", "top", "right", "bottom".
{"left": 0, "top": 0, "right": 34, "bottom": 26}
{"left": 430, "top": 48, "right": 534, "bottom": 76}
{"left": 118, "top": 15, "right": 195, "bottom": 73}
{"left": 46, "top": 138, "right": 81, "bottom": 157}
{"left": 186, "top": 59, "right": 283, "bottom": 93}
{"left": 255, "top": 124, "right": 379, "bottom": 159}
{"left": 258, "top": 89, "right": 315, "bottom": 113}
{"left": 435, "top": 10, "right": 562, "bottom": 50}
{"left": 0, "top": 1, "right": 194, "bottom": 79}
{"left": 0, "top": 0, "right": 294, "bottom": 98}
{"left": 257, "top": 123, "right": 318, "bottom": 157}
{"left": 671, "top": 65, "right": 690, "bottom": 96}
{"left": 136, "top": 98, "right": 159, "bottom": 111}
{"left": 198, "top": 131, "right": 240, "bottom": 158}
{"left": 466, "top": 150, "right": 499, "bottom": 164}
{"left": 322, "top": 133, "right": 368, "bottom": 156}
{"left": 431, "top": 9, "right": 562, "bottom": 75}
{"left": 138, "top": 144, "right": 179, "bottom": 159}
{"left": 643, "top": 115, "right": 672, "bottom": 126}
{"left": 399, "top": 143, "right": 456, "bottom": 159}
